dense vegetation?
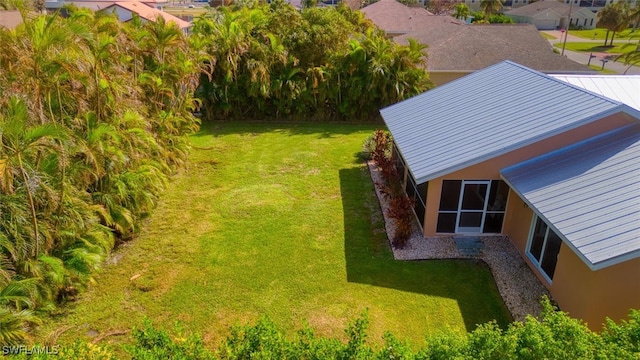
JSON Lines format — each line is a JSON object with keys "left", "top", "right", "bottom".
{"left": 0, "top": 9, "right": 200, "bottom": 344}
{"left": 11, "top": 300, "right": 640, "bottom": 359}
{"left": 1, "top": 1, "right": 637, "bottom": 355}
{"left": 191, "top": 1, "right": 433, "bottom": 121}
{"left": 0, "top": 2, "right": 433, "bottom": 345}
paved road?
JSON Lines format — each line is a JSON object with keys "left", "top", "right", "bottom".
{"left": 542, "top": 30, "right": 640, "bottom": 75}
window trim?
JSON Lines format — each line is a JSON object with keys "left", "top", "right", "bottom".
{"left": 525, "top": 215, "right": 560, "bottom": 284}
{"left": 436, "top": 180, "right": 508, "bottom": 234}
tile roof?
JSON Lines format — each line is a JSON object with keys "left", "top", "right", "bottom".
{"left": 502, "top": 124, "right": 640, "bottom": 269}
{"left": 107, "top": 1, "right": 190, "bottom": 29}
{"left": 395, "top": 23, "right": 592, "bottom": 73}
{"left": 551, "top": 75, "right": 640, "bottom": 111}
{"left": 360, "top": 0, "right": 452, "bottom": 35}
{"left": 379, "top": 61, "right": 640, "bottom": 184}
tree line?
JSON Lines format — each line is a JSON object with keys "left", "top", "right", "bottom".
{"left": 0, "top": 2, "right": 432, "bottom": 344}
{"left": 0, "top": 8, "right": 200, "bottom": 344}
{"left": 191, "top": 1, "right": 433, "bottom": 121}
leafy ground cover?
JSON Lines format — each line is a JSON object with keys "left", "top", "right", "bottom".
{"left": 36, "top": 122, "right": 511, "bottom": 350}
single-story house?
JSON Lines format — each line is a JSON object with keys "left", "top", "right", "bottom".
{"left": 45, "top": 0, "right": 190, "bottom": 33}
{"left": 380, "top": 60, "right": 640, "bottom": 330}
{"left": 359, "top": 0, "right": 447, "bottom": 37}
{"left": 505, "top": 0, "right": 597, "bottom": 30}
{"left": 361, "top": 0, "right": 594, "bottom": 85}
{"left": 103, "top": 1, "right": 191, "bottom": 32}
{"left": 462, "top": 0, "right": 531, "bottom": 11}
{"left": 394, "top": 23, "right": 594, "bottom": 85}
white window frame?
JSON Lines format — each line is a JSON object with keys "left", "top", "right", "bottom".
{"left": 525, "top": 215, "right": 560, "bottom": 284}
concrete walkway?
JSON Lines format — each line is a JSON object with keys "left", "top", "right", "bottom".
{"left": 542, "top": 30, "right": 640, "bottom": 75}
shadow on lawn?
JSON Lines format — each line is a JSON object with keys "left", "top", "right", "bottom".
{"left": 193, "top": 120, "right": 381, "bottom": 139}
{"left": 339, "top": 167, "right": 511, "bottom": 332}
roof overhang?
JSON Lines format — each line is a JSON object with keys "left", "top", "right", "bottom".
{"left": 501, "top": 124, "right": 640, "bottom": 270}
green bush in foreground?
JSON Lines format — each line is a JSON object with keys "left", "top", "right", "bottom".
{"left": 9, "top": 299, "right": 640, "bottom": 359}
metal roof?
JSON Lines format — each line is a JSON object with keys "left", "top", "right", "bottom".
{"left": 551, "top": 74, "right": 640, "bottom": 111}
{"left": 501, "top": 124, "right": 640, "bottom": 269}
{"left": 380, "top": 61, "right": 640, "bottom": 184}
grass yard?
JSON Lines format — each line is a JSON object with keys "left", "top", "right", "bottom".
{"left": 553, "top": 42, "right": 632, "bottom": 54}
{"left": 569, "top": 28, "right": 640, "bottom": 40}
{"left": 37, "top": 122, "right": 511, "bottom": 351}
{"left": 540, "top": 32, "right": 557, "bottom": 40}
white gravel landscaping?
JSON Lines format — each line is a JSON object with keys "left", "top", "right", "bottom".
{"left": 368, "top": 160, "right": 552, "bottom": 322}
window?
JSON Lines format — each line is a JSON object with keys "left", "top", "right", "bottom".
{"left": 406, "top": 173, "right": 427, "bottom": 227}
{"left": 436, "top": 180, "right": 508, "bottom": 233}
{"left": 526, "top": 215, "right": 562, "bottom": 282}
{"left": 393, "top": 144, "right": 406, "bottom": 185}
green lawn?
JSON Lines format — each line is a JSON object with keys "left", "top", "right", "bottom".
{"left": 553, "top": 42, "right": 631, "bottom": 54}
{"left": 540, "top": 32, "right": 557, "bottom": 40}
{"left": 37, "top": 122, "right": 511, "bottom": 350}
{"left": 569, "top": 28, "right": 640, "bottom": 40}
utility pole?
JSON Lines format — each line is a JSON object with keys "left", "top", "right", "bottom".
{"left": 561, "top": 0, "right": 574, "bottom": 56}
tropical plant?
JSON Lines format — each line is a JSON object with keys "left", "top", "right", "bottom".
{"left": 597, "top": 2, "right": 630, "bottom": 46}
{"left": 17, "top": 302, "right": 640, "bottom": 358}
{"left": 488, "top": 13, "right": 514, "bottom": 23}
{"left": 192, "top": 3, "right": 432, "bottom": 121}
{"left": 480, "top": 0, "right": 504, "bottom": 20}
{"left": 453, "top": 3, "right": 470, "bottom": 20}
{"left": 0, "top": 7, "right": 200, "bottom": 343}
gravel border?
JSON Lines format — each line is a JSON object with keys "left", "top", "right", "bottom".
{"left": 368, "top": 160, "right": 551, "bottom": 322}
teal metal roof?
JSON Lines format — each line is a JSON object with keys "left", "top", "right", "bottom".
{"left": 502, "top": 124, "right": 640, "bottom": 269}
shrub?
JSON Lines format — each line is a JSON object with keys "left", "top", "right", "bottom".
{"left": 371, "top": 129, "right": 393, "bottom": 163}
{"left": 385, "top": 195, "right": 415, "bottom": 248}
{"left": 127, "top": 319, "right": 215, "bottom": 360}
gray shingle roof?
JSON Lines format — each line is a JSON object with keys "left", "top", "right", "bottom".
{"left": 379, "top": 61, "right": 640, "bottom": 185}
{"left": 505, "top": 0, "right": 582, "bottom": 17}
{"left": 501, "top": 124, "right": 640, "bottom": 269}
{"left": 394, "top": 23, "right": 592, "bottom": 73}
{"left": 360, "top": 0, "right": 460, "bottom": 35}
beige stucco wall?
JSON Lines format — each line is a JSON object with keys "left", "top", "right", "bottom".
{"left": 416, "top": 112, "right": 640, "bottom": 330}
{"left": 552, "top": 246, "right": 640, "bottom": 331}
{"left": 429, "top": 72, "right": 469, "bottom": 86}
{"left": 487, "top": 191, "right": 640, "bottom": 331}
{"left": 421, "top": 112, "right": 636, "bottom": 236}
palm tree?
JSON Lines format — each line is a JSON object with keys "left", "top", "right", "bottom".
{"left": 629, "top": 5, "right": 640, "bottom": 29}
{"left": 0, "top": 98, "right": 64, "bottom": 257}
{"left": 480, "top": 0, "right": 504, "bottom": 20}
{"left": 597, "top": 2, "right": 629, "bottom": 46}
{"left": 453, "top": 3, "right": 470, "bottom": 21}
{"left": 0, "top": 279, "right": 40, "bottom": 345}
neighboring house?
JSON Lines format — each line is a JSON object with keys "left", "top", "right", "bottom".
{"left": 462, "top": 0, "right": 530, "bottom": 11}
{"left": 505, "top": 0, "right": 597, "bottom": 30}
{"left": 360, "top": 0, "right": 444, "bottom": 37}
{"left": 567, "top": 0, "right": 638, "bottom": 13}
{"left": 0, "top": 10, "right": 23, "bottom": 29}
{"left": 46, "top": 0, "right": 190, "bottom": 32}
{"left": 361, "top": 0, "right": 593, "bottom": 85}
{"left": 380, "top": 61, "right": 640, "bottom": 330}
{"left": 103, "top": 1, "right": 191, "bottom": 32}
